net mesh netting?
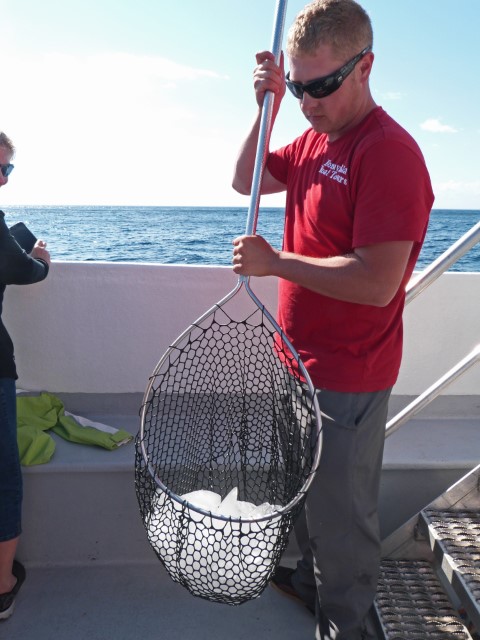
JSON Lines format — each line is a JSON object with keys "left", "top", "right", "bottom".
{"left": 135, "top": 300, "right": 321, "bottom": 605}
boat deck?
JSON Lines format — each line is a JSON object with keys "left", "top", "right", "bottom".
{"left": 3, "top": 563, "right": 316, "bottom": 640}
{"left": 1, "top": 393, "right": 478, "bottom": 640}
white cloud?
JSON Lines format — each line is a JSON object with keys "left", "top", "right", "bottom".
{"left": 435, "top": 179, "right": 480, "bottom": 195}
{"left": 2, "top": 51, "right": 235, "bottom": 205}
{"left": 431, "top": 179, "right": 480, "bottom": 209}
{"left": 379, "top": 91, "right": 403, "bottom": 101}
{"left": 98, "top": 52, "right": 228, "bottom": 80}
{"left": 420, "top": 118, "right": 458, "bottom": 133}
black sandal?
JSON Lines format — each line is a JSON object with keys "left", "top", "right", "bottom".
{"left": 0, "top": 560, "right": 26, "bottom": 621}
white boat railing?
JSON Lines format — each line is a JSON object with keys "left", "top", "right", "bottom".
{"left": 387, "top": 219, "right": 480, "bottom": 437}
{"left": 406, "top": 219, "right": 480, "bottom": 304}
{"left": 386, "top": 344, "right": 480, "bottom": 438}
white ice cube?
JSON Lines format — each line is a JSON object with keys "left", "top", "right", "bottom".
{"left": 145, "top": 485, "right": 283, "bottom": 599}
{"left": 216, "top": 487, "right": 240, "bottom": 517}
{"left": 250, "top": 501, "right": 282, "bottom": 517}
{"left": 180, "top": 489, "right": 222, "bottom": 512}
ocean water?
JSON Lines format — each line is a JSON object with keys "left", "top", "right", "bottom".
{"left": 2, "top": 205, "right": 479, "bottom": 272}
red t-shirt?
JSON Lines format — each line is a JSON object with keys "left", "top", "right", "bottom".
{"left": 267, "top": 107, "right": 434, "bottom": 392}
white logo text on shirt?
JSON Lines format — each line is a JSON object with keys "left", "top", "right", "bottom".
{"left": 319, "top": 159, "right": 348, "bottom": 185}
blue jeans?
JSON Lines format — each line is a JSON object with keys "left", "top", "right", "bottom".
{"left": 0, "top": 378, "right": 22, "bottom": 542}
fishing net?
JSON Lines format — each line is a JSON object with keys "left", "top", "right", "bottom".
{"left": 135, "top": 297, "right": 322, "bottom": 605}
{"left": 135, "top": 1, "right": 320, "bottom": 604}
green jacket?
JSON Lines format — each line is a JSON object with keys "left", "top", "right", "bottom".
{"left": 17, "top": 392, "right": 132, "bottom": 465}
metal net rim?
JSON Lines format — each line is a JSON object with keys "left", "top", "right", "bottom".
{"left": 137, "top": 281, "right": 323, "bottom": 524}
{"left": 140, "top": 459, "right": 316, "bottom": 524}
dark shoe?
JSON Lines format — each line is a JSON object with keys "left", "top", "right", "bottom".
{"left": 270, "top": 565, "right": 315, "bottom": 615}
{"left": 0, "top": 560, "right": 26, "bottom": 621}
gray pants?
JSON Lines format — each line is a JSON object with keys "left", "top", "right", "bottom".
{"left": 291, "top": 387, "right": 391, "bottom": 640}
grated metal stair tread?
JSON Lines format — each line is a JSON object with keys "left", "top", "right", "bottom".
{"left": 420, "top": 509, "right": 480, "bottom": 632}
{"left": 374, "top": 559, "right": 472, "bottom": 639}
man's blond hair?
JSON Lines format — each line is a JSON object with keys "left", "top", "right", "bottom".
{"left": 286, "top": 0, "right": 373, "bottom": 59}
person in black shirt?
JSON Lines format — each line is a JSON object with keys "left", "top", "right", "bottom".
{"left": 0, "top": 131, "right": 50, "bottom": 620}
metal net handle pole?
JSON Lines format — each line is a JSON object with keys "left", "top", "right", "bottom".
{"left": 242, "top": 0, "right": 288, "bottom": 250}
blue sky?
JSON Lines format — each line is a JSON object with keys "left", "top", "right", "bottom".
{"left": 1, "top": 0, "right": 479, "bottom": 209}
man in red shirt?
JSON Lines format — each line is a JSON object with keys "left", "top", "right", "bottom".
{"left": 232, "top": 1, "right": 433, "bottom": 638}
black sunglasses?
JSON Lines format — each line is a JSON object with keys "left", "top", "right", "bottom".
{"left": 0, "top": 164, "right": 14, "bottom": 178}
{"left": 286, "top": 45, "right": 372, "bottom": 100}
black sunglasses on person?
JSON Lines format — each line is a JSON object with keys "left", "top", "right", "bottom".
{"left": 286, "top": 45, "right": 372, "bottom": 100}
{"left": 0, "top": 164, "right": 14, "bottom": 178}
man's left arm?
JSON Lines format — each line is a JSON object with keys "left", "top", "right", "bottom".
{"left": 232, "top": 235, "right": 413, "bottom": 307}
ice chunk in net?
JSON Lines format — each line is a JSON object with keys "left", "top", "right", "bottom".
{"left": 145, "top": 485, "right": 285, "bottom": 599}
{"left": 216, "top": 487, "right": 257, "bottom": 518}
{"left": 181, "top": 489, "right": 222, "bottom": 511}
{"left": 250, "top": 501, "right": 282, "bottom": 517}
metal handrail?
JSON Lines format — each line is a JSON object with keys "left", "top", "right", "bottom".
{"left": 406, "top": 219, "right": 480, "bottom": 305}
{"left": 386, "top": 220, "right": 480, "bottom": 436}
{"left": 385, "top": 344, "right": 480, "bottom": 438}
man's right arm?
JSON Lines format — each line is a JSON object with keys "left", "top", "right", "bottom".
{"left": 232, "top": 109, "right": 286, "bottom": 195}
{"left": 232, "top": 50, "right": 287, "bottom": 196}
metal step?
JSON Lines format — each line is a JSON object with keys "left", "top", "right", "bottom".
{"left": 419, "top": 508, "right": 480, "bottom": 633}
{"left": 374, "top": 559, "right": 473, "bottom": 639}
